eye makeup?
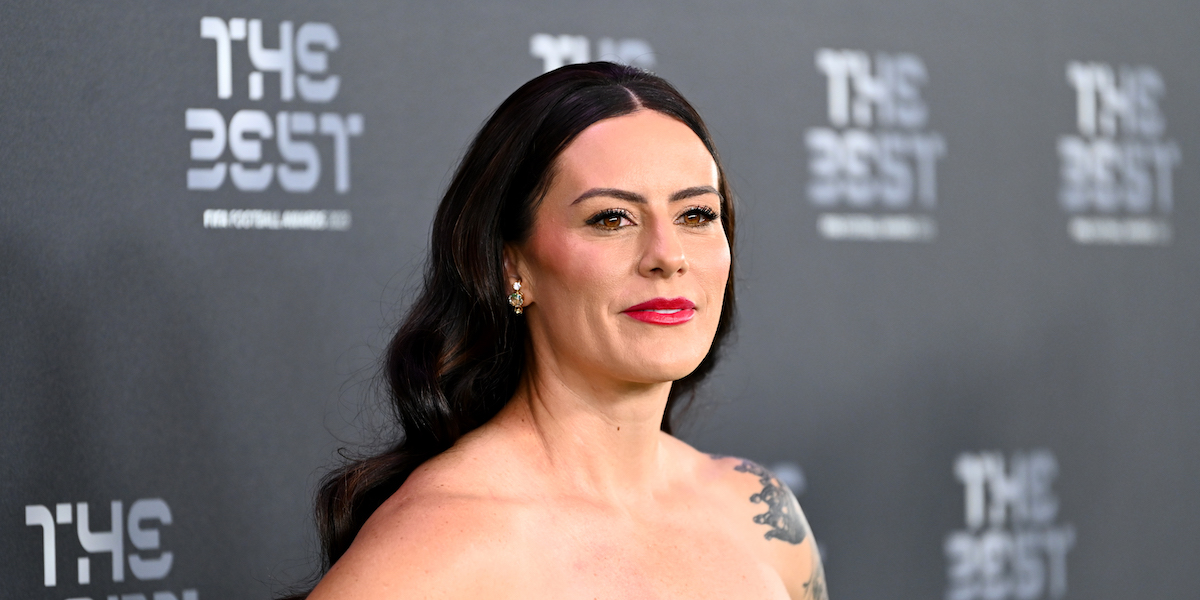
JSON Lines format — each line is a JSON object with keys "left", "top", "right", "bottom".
{"left": 585, "top": 208, "right": 635, "bottom": 230}
{"left": 676, "top": 205, "right": 719, "bottom": 226}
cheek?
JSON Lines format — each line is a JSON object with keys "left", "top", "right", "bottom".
{"left": 690, "top": 236, "right": 732, "bottom": 296}
{"left": 528, "top": 229, "right": 626, "bottom": 306}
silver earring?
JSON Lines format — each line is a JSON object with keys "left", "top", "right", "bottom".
{"left": 508, "top": 280, "right": 524, "bottom": 315}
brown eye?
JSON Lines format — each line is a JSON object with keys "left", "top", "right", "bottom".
{"left": 586, "top": 209, "right": 633, "bottom": 231}
{"left": 678, "top": 207, "right": 718, "bottom": 227}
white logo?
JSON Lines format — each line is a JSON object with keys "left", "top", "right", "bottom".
{"left": 1059, "top": 61, "right": 1181, "bottom": 245}
{"left": 530, "top": 33, "right": 655, "bottom": 73}
{"left": 24, "top": 498, "right": 198, "bottom": 600}
{"left": 806, "top": 49, "right": 946, "bottom": 242}
{"left": 945, "top": 451, "right": 1075, "bottom": 600}
{"left": 188, "top": 17, "right": 363, "bottom": 231}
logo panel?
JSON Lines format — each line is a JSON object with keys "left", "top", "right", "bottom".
{"left": 24, "top": 498, "right": 199, "bottom": 600}
{"left": 806, "top": 49, "right": 946, "bottom": 242}
{"left": 944, "top": 451, "right": 1076, "bottom": 600}
{"left": 529, "top": 33, "right": 655, "bottom": 73}
{"left": 187, "top": 17, "right": 364, "bottom": 232}
{"left": 1058, "top": 61, "right": 1181, "bottom": 245}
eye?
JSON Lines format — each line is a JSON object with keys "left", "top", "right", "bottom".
{"left": 586, "top": 209, "right": 635, "bottom": 231}
{"left": 677, "top": 206, "right": 719, "bottom": 227}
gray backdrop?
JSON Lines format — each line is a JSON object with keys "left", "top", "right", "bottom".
{"left": 3, "top": 1, "right": 1196, "bottom": 599}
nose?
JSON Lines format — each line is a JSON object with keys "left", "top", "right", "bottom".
{"left": 638, "top": 217, "right": 687, "bottom": 278}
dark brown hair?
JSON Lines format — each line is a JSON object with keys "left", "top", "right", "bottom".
{"left": 294, "top": 61, "right": 737, "bottom": 593}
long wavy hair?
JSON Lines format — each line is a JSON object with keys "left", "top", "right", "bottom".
{"left": 299, "top": 61, "right": 737, "bottom": 589}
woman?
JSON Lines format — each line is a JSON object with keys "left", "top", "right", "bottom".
{"left": 303, "top": 62, "right": 827, "bottom": 599}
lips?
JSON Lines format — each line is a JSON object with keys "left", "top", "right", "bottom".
{"left": 623, "top": 297, "right": 696, "bottom": 325}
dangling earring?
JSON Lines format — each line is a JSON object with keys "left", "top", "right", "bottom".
{"left": 508, "top": 280, "right": 524, "bottom": 315}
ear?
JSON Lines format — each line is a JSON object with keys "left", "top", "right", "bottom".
{"left": 502, "top": 244, "right": 534, "bottom": 307}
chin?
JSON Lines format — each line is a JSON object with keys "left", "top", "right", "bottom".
{"left": 634, "top": 331, "right": 715, "bottom": 375}
{"left": 624, "top": 351, "right": 709, "bottom": 384}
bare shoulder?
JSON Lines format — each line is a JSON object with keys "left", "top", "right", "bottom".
{"left": 697, "top": 451, "right": 829, "bottom": 600}
{"left": 701, "top": 454, "right": 809, "bottom": 543}
{"left": 307, "top": 444, "right": 533, "bottom": 600}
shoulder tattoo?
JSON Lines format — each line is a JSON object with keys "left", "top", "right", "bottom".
{"left": 803, "top": 548, "right": 829, "bottom": 600}
{"left": 731, "top": 459, "right": 808, "bottom": 545}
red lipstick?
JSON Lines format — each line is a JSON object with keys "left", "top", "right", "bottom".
{"left": 623, "top": 297, "right": 696, "bottom": 325}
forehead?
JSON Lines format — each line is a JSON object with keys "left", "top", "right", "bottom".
{"left": 550, "top": 110, "right": 718, "bottom": 191}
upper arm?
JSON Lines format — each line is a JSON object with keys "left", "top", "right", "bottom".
{"left": 786, "top": 524, "right": 828, "bottom": 600}
{"left": 709, "top": 456, "right": 829, "bottom": 600}
{"left": 305, "top": 495, "right": 515, "bottom": 600}
{"left": 306, "top": 516, "right": 465, "bottom": 600}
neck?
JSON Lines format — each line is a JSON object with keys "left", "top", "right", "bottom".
{"left": 495, "top": 358, "right": 674, "bottom": 502}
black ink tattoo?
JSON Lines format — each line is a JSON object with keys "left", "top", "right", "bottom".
{"left": 733, "top": 460, "right": 807, "bottom": 544}
{"left": 803, "top": 549, "right": 828, "bottom": 600}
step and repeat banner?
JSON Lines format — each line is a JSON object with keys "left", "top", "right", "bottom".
{"left": 2, "top": 1, "right": 1196, "bottom": 599}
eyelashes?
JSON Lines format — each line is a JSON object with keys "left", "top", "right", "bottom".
{"left": 585, "top": 208, "right": 633, "bottom": 230}
{"left": 585, "top": 206, "right": 720, "bottom": 231}
{"left": 678, "top": 206, "right": 719, "bottom": 227}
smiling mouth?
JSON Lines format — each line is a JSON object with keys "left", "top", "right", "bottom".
{"left": 623, "top": 297, "right": 696, "bottom": 325}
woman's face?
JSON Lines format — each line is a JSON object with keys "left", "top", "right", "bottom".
{"left": 509, "top": 109, "right": 730, "bottom": 391}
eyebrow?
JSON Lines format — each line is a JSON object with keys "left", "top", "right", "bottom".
{"left": 570, "top": 185, "right": 721, "bottom": 205}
